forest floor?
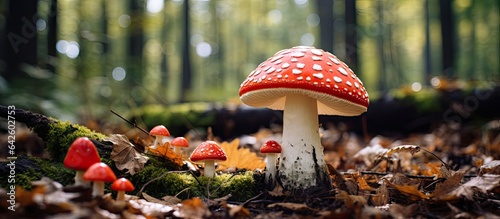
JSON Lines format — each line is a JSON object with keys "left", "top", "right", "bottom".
{"left": 0, "top": 107, "right": 499, "bottom": 218}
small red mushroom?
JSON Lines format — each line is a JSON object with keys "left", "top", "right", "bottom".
{"left": 260, "top": 140, "right": 282, "bottom": 186}
{"left": 63, "top": 137, "right": 101, "bottom": 185}
{"left": 149, "top": 125, "right": 170, "bottom": 150}
{"left": 83, "top": 162, "right": 117, "bottom": 197}
{"left": 111, "top": 178, "right": 134, "bottom": 203}
{"left": 190, "top": 141, "right": 227, "bottom": 177}
{"left": 170, "top": 137, "right": 189, "bottom": 155}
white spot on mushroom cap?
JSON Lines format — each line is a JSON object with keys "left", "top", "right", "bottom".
{"left": 291, "top": 52, "right": 305, "bottom": 57}
{"left": 297, "top": 63, "right": 305, "bottom": 69}
{"left": 265, "top": 66, "right": 275, "bottom": 74}
{"left": 333, "top": 76, "right": 342, "bottom": 83}
{"left": 338, "top": 67, "right": 348, "bottom": 76}
{"left": 311, "top": 49, "right": 323, "bottom": 56}
{"left": 282, "top": 63, "right": 290, "bottom": 69}
{"left": 312, "top": 56, "right": 322, "bottom": 61}
{"left": 297, "top": 76, "right": 303, "bottom": 80}
{"left": 292, "top": 69, "right": 302, "bottom": 74}
{"left": 270, "top": 55, "right": 284, "bottom": 63}
{"left": 330, "top": 57, "right": 340, "bottom": 65}
{"left": 313, "top": 73, "right": 324, "bottom": 79}
{"left": 291, "top": 58, "right": 298, "bottom": 62}
{"left": 346, "top": 81, "right": 352, "bottom": 86}
{"left": 313, "top": 64, "right": 322, "bottom": 71}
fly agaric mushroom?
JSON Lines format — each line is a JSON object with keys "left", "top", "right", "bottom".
{"left": 239, "top": 46, "right": 369, "bottom": 193}
{"left": 64, "top": 137, "right": 101, "bottom": 185}
{"left": 260, "top": 140, "right": 282, "bottom": 187}
{"left": 171, "top": 137, "right": 189, "bottom": 155}
{"left": 190, "top": 141, "right": 227, "bottom": 177}
{"left": 83, "top": 162, "right": 117, "bottom": 197}
{"left": 111, "top": 178, "right": 134, "bottom": 203}
{"left": 149, "top": 125, "right": 170, "bottom": 150}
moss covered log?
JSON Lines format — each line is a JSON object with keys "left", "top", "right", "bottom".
{"left": 0, "top": 105, "right": 258, "bottom": 202}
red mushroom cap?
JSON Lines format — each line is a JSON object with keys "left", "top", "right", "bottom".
{"left": 170, "top": 137, "right": 189, "bottom": 147}
{"left": 111, "top": 178, "right": 135, "bottom": 192}
{"left": 64, "top": 137, "right": 101, "bottom": 171}
{"left": 149, "top": 125, "right": 170, "bottom": 137}
{"left": 83, "top": 162, "right": 117, "bottom": 182}
{"left": 239, "top": 46, "right": 369, "bottom": 116}
{"left": 260, "top": 140, "right": 282, "bottom": 154}
{"left": 190, "top": 141, "right": 227, "bottom": 162}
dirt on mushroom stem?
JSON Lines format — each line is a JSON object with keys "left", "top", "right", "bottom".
{"left": 278, "top": 94, "right": 333, "bottom": 194}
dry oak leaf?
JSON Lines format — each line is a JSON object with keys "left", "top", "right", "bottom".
{"left": 108, "top": 134, "right": 149, "bottom": 175}
{"left": 217, "top": 138, "right": 265, "bottom": 171}
{"left": 148, "top": 142, "right": 184, "bottom": 167}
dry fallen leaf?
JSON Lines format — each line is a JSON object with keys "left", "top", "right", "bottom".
{"left": 385, "top": 179, "right": 430, "bottom": 201}
{"left": 268, "top": 202, "right": 313, "bottom": 212}
{"left": 107, "top": 134, "right": 149, "bottom": 175}
{"left": 479, "top": 160, "right": 500, "bottom": 176}
{"left": 431, "top": 170, "right": 464, "bottom": 198}
{"left": 148, "top": 142, "right": 184, "bottom": 167}
{"left": 217, "top": 139, "right": 265, "bottom": 171}
{"left": 336, "top": 190, "right": 368, "bottom": 209}
{"left": 441, "top": 174, "right": 500, "bottom": 200}
{"left": 128, "top": 199, "right": 174, "bottom": 217}
{"left": 371, "top": 182, "right": 389, "bottom": 206}
{"left": 175, "top": 197, "right": 210, "bottom": 219}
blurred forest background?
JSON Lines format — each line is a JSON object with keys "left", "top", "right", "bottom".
{"left": 0, "top": 0, "right": 498, "bottom": 127}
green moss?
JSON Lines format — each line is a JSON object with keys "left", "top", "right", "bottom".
{"left": 46, "top": 120, "right": 107, "bottom": 162}
{"left": 130, "top": 165, "right": 256, "bottom": 202}
{"left": 0, "top": 156, "right": 74, "bottom": 190}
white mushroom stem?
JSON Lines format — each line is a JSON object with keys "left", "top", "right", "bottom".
{"left": 74, "top": 170, "right": 90, "bottom": 186}
{"left": 264, "top": 153, "right": 278, "bottom": 185}
{"left": 173, "top": 146, "right": 182, "bottom": 155}
{"left": 278, "top": 94, "right": 332, "bottom": 191}
{"left": 116, "top": 191, "right": 126, "bottom": 202}
{"left": 203, "top": 160, "right": 216, "bottom": 177}
{"left": 92, "top": 181, "right": 105, "bottom": 197}
{"left": 152, "top": 136, "right": 169, "bottom": 150}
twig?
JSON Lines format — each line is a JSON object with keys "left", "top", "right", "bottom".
{"left": 110, "top": 109, "right": 151, "bottom": 136}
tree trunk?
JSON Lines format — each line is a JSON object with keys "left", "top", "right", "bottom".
{"left": 47, "top": 0, "right": 58, "bottom": 73}
{"left": 181, "top": 0, "right": 192, "bottom": 102}
{"left": 316, "top": 0, "right": 334, "bottom": 52}
{"left": 439, "top": 0, "right": 455, "bottom": 78}
{"left": 345, "top": 0, "right": 358, "bottom": 74}
{"left": 128, "top": 0, "right": 144, "bottom": 88}
{"left": 424, "top": 0, "right": 432, "bottom": 84}
{"left": 2, "top": 0, "right": 39, "bottom": 81}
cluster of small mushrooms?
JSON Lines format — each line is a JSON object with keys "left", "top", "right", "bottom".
{"left": 149, "top": 125, "right": 228, "bottom": 178}
{"left": 63, "top": 137, "right": 134, "bottom": 203}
